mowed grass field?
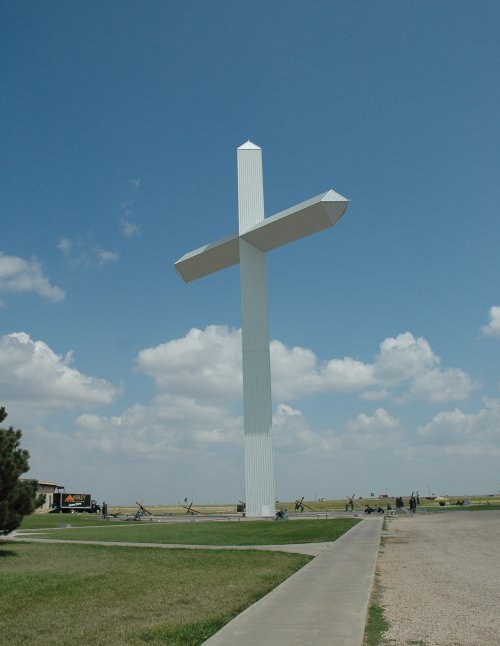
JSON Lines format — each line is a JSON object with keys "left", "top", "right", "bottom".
{"left": 2, "top": 518, "right": 359, "bottom": 645}
{"left": 0, "top": 541, "right": 310, "bottom": 645}
{"left": 18, "top": 517, "right": 360, "bottom": 545}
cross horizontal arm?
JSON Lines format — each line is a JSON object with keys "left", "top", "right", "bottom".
{"left": 241, "top": 189, "right": 348, "bottom": 253}
{"left": 174, "top": 189, "right": 349, "bottom": 283}
{"left": 175, "top": 232, "right": 240, "bottom": 283}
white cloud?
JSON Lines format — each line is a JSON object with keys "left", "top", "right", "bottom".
{"left": 136, "top": 326, "right": 378, "bottom": 405}
{"left": 270, "top": 341, "right": 322, "bottom": 399}
{"left": 270, "top": 341, "right": 375, "bottom": 398}
{"left": 322, "top": 356, "right": 375, "bottom": 393}
{"left": 121, "top": 218, "right": 140, "bottom": 238}
{"left": 57, "top": 237, "right": 73, "bottom": 257}
{"left": 50, "top": 325, "right": 463, "bottom": 481}
{"left": 482, "top": 306, "right": 500, "bottom": 338}
{"left": 361, "top": 389, "right": 391, "bottom": 401}
{"left": 272, "top": 405, "right": 401, "bottom": 458}
{"left": 416, "top": 398, "right": 500, "bottom": 457}
{"left": 374, "top": 332, "right": 436, "bottom": 383}
{"left": 118, "top": 181, "right": 141, "bottom": 238}
{"left": 74, "top": 394, "right": 243, "bottom": 459}
{"left": 0, "top": 253, "right": 65, "bottom": 303}
{"left": 136, "top": 326, "right": 475, "bottom": 405}
{"left": 272, "top": 403, "right": 319, "bottom": 452}
{"left": 6, "top": 324, "right": 488, "bottom": 502}
{"left": 0, "top": 332, "right": 118, "bottom": 409}
{"left": 136, "top": 325, "right": 243, "bottom": 402}
{"left": 346, "top": 408, "right": 399, "bottom": 433}
{"left": 57, "top": 236, "right": 119, "bottom": 268}
{"left": 125, "top": 326, "right": 480, "bottom": 464}
{"left": 96, "top": 249, "right": 119, "bottom": 266}
{"left": 341, "top": 408, "right": 402, "bottom": 452}
{"left": 409, "top": 367, "right": 478, "bottom": 402}
{"left": 373, "top": 332, "right": 477, "bottom": 402}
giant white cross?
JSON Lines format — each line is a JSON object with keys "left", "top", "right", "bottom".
{"left": 175, "top": 141, "right": 349, "bottom": 517}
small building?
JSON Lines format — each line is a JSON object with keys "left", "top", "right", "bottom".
{"left": 36, "top": 480, "right": 65, "bottom": 511}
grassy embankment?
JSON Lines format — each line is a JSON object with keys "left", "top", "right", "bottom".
{"left": 2, "top": 517, "right": 358, "bottom": 645}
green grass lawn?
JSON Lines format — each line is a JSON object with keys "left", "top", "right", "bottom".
{"left": 20, "top": 513, "right": 114, "bottom": 529}
{"left": 19, "top": 517, "right": 359, "bottom": 545}
{"left": 3, "top": 518, "right": 359, "bottom": 644}
{"left": 0, "top": 541, "right": 311, "bottom": 645}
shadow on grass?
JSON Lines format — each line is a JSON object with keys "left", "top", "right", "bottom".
{"left": 0, "top": 543, "right": 18, "bottom": 558}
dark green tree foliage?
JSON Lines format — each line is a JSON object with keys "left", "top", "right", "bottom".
{"left": 0, "top": 407, "right": 44, "bottom": 534}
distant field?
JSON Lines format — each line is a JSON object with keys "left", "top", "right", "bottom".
{"left": 30, "top": 494, "right": 500, "bottom": 521}
{"left": 106, "top": 495, "right": 500, "bottom": 516}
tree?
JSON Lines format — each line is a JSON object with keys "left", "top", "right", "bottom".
{"left": 0, "top": 407, "right": 45, "bottom": 534}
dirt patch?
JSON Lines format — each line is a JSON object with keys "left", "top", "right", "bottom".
{"left": 384, "top": 537, "right": 410, "bottom": 544}
{"left": 377, "top": 511, "right": 500, "bottom": 646}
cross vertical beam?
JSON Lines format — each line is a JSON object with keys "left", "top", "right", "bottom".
{"left": 174, "top": 141, "right": 349, "bottom": 518}
{"left": 237, "top": 142, "right": 275, "bottom": 517}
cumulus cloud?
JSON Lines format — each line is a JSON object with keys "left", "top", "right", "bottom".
{"left": 72, "top": 398, "right": 337, "bottom": 464}
{"left": 346, "top": 408, "right": 399, "bottom": 433}
{"left": 112, "top": 326, "right": 479, "bottom": 465}
{"left": 0, "top": 332, "right": 118, "bottom": 409}
{"left": 270, "top": 341, "right": 375, "bottom": 398}
{"left": 136, "top": 325, "right": 476, "bottom": 405}
{"left": 272, "top": 405, "right": 401, "bottom": 458}
{"left": 374, "top": 333, "right": 436, "bottom": 382}
{"left": 272, "top": 403, "right": 319, "bottom": 452}
{"left": 409, "top": 367, "right": 477, "bottom": 402}
{"left": 136, "top": 325, "right": 243, "bottom": 402}
{"left": 10, "top": 325, "right": 482, "bottom": 484}
{"left": 416, "top": 398, "right": 500, "bottom": 456}
{"left": 341, "top": 407, "right": 402, "bottom": 452}
{"left": 0, "top": 253, "right": 65, "bottom": 304}
{"left": 269, "top": 341, "right": 322, "bottom": 399}
{"left": 74, "top": 393, "right": 243, "bottom": 459}
{"left": 373, "top": 332, "right": 478, "bottom": 402}
{"left": 482, "top": 306, "right": 500, "bottom": 338}
{"left": 321, "top": 356, "right": 375, "bottom": 393}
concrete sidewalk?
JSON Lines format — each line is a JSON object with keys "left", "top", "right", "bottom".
{"left": 203, "top": 517, "right": 382, "bottom": 646}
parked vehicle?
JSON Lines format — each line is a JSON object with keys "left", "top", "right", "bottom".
{"left": 50, "top": 493, "right": 100, "bottom": 514}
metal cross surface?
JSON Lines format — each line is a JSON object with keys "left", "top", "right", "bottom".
{"left": 175, "top": 141, "right": 349, "bottom": 517}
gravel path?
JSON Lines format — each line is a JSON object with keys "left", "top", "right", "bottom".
{"left": 377, "top": 510, "right": 500, "bottom": 646}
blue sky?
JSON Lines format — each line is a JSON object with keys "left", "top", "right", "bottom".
{"left": 1, "top": 1, "right": 499, "bottom": 505}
